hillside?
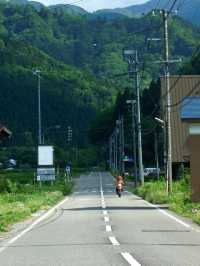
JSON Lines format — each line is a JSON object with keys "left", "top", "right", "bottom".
{"left": 49, "top": 4, "right": 87, "bottom": 16}
{"left": 95, "top": 0, "right": 200, "bottom": 26}
{"left": 0, "top": 38, "right": 114, "bottom": 147}
{"left": 2, "top": 0, "right": 200, "bottom": 27}
{"left": 0, "top": 3, "right": 199, "bottom": 148}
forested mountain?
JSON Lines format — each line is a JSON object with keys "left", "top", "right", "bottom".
{"left": 95, "top": 0, "right": 200, "bottom": 26}
{"left": 2, "top": 0, "right": 200, "bottom": 27}
{"left": 0, "top": 2, "right": 199, "bottom": 154}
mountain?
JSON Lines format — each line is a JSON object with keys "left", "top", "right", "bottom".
{"left": 95, "top": 0, "right": 200, "bottom": 26}
{"left": 0, "top": 2, "right": 199, "bottom": 149}
{"left": 0, "top": 0, "right": 28, "bottom": 4}
{"left": 2, "top": 0, "right": 200, "bottom": 27}
{"left": 49, "top": 4, "right": 88, "bottom": 16}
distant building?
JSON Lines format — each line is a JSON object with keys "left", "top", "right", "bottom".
{"left": 160, "top": 75, "right": 200, "bottom": 176}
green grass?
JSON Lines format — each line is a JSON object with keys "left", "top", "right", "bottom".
{"left": 132, "top": 176, "right": 200, "bottom": 226}
{"left": 0, "top": 170, "right": 74, "bottom": 232}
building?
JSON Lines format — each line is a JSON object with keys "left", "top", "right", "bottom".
{"left": 181, "top": 97, "right": 200, "bottom": 201}
{"left": 0, "top": 125, "right": 12, "bottom": 139}
{"left": 160, "top": 75, "right": 200, "bottom": 176}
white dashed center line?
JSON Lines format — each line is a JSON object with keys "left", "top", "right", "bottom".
{"left": 106, "top": 225, "right": 112, "bottom": 232}
{"left": 109, "top": 236, "right": 120, "bottom": 246}
{"left": 121, "top": 252, "right": 141, "bottom": 266}
{"left": 104, "top": 216, "right": 109, "bottom": 223}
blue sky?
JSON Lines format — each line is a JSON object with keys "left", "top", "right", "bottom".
{"left": 32, "top": 0, "right": 148, "bottom": 12}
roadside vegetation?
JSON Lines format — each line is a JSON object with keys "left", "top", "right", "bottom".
{"left": 132, "top": 175, "right": 200, "bottom": 226}
{"left": 0, "top": 170, "right": 74, "bottom": 232}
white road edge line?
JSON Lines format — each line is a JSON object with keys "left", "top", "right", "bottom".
{"left": 106, "top": 225, "right": 112, "bottom": 232}
{"left": 121, "top": 252, "right": 141, "bottom": 266}
{"left": 145, "top": 201, "right": 190, "bottom": 228}
{"left": 109, "top": 236, "right": 120, "bottom": 246}
{"left": 0, "top": 197, "right": 69, "bottom": 254}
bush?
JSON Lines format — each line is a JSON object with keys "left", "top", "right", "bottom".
{"left": 0, "top": 178, "right": 18, "bottom": 193}
{"left": 61, "top": 183, "right": 73, "bottom": 196}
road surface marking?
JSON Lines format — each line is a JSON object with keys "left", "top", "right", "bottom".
{"left": 109, "top": 236, "right": 120, "bottom": 246}
{"left": 103, "top": 210, "right": 108, "bottom": 215}
{"left": 159, "top": 209, "right": 190, "bottom": 228}
{"left": 106, "top": 225, "right": 112, "bottom": 232}
{"left": 104, "top": 216, "right": 109, "bottom": 222}
{"left": 121, "top": 252, "right": 141, "bottom": 266}
{"left": 145, "top": 201, "right": 190, "bottom": 228}
{"left": 0, "top": 197, "right": 69, "bottom": 254}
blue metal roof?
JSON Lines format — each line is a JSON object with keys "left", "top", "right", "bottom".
{"left": 181, "top": 97, "right": 200, "bottom": 119}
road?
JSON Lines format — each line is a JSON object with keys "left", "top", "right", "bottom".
{"left": 1, "top": 171, "right": 200, "bottom": 265}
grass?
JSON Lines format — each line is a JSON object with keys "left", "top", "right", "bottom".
{"left": 132, "top": 176, "right": 200, "bottom": 226}
{"left": 0, "top": 170, "right": 74, "bottom": 232}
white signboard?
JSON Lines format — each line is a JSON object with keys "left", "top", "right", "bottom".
{"left": 38, "top": 146, "right": 54, "bottom": 166}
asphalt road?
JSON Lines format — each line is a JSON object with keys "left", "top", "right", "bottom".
{"left": 1, "top": 172, "right": 200, "bottom": 265}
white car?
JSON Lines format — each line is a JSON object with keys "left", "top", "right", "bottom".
{"left": 144, "top": 168, "right": 160, "bottom": 177}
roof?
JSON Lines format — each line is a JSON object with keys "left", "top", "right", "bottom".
{"left": 181, "top": 97, "right": 200, "bottom": 120}
{"left": 0, "top": 126, "right": 12, "bottom": 138}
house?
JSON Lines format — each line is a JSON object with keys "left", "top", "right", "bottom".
{"left": 0, "top": 125, "right": 12, "bottom": 139}
{"left": 160, "top": 75, "right": 200, "bottom": 176}
{"left": 181, "top": 96, "right": 200, "bottom": 201}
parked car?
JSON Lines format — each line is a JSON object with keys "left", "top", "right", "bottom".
{"left": 144, "top": 168, "right": 160, "bottom": 178}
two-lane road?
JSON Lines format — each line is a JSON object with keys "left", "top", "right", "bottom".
{"left": 0, "top": 172, "right": 200, "bottom": 265}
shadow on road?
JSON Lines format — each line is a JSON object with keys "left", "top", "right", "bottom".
{"left": 60, "top": 206, "right": 169, "bottom": 211}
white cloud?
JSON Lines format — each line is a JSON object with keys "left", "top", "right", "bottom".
{"left": 31, "top": 0, "right": 148, "bottom": 12}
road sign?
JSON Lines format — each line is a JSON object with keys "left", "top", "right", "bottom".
{"left": 123, "top": 156, "right": 134, "bottom": 162}
{"left": 37, "top": 168, "right": 55, "bottom": 181}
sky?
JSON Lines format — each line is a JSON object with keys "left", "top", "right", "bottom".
{"left": 32, "top": 0, "right": 149, "bottom": 12}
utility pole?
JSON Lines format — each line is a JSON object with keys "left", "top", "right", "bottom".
{"left": 154, "top": 131, "right": 160, "bottom": 180}
{"left": 115, "top": 127, "right": 118, "bottom": 172}
{"left": 109, "top": 135, "right": 113, "bottom": 170}
{"left": 116, "top": 119, "right": 122, "bottom": 173}
{"left": 163, "top": 10, "right": 172, "bottom": 193}
{"left": 111, "top": 134, "right": 115, "bottom": 170}
{"left": 113, "top": 132, "right": 116, "bottom": 171}
{"left": 34, "top": 70, "right": 42, "bottom": 145}
{"left": 127, "top": 100, "right": 137, "bottom": 186}
{"left": 121, "top": 116, "right": 125, "bottom": 174}
{"left": 151, "top": 9, "right": 181, "bottom": 192}
{"left": 124, "top": 50, "right": 144, "bottom": 185}
{"left": 135, "top": 51, "right": 144, "bottom": 185}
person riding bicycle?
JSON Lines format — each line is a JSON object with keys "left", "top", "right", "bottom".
{"left": 115, "top": 174, "right": 124, "bottom": 195}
